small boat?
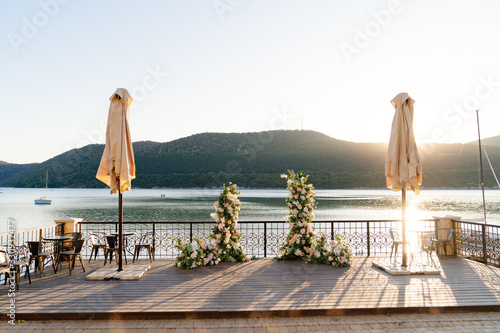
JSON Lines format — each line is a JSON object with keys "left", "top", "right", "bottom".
{"left": 34, "top": 197, "right": 52, "bottom": 204}
{"left": 35, "top": 171, "right": 52, "bottom": 205}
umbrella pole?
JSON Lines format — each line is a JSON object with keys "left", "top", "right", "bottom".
{"left": 118, "top": 180, "right": 123, "bottom": 272}
{"left": 402, "top": 190, "right": 407, "bottom": 267}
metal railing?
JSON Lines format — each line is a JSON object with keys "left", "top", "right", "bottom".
{"left": 453, "top": 219, "right": 500, "bottom": 267}
{"left": 6, "top": 219, "right": 499, "bottom": 268}
{"left": 79, "top": 219, "right": 437, "bottom": 259}
{"left": 0, "top": 223, "right": 63, "bottom": 252}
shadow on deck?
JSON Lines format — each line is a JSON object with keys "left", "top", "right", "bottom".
{"left": 2, "top": 254, "right": 500, "bottom": 320}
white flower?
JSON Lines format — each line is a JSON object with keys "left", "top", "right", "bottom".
{"left": 281, "top": 174, "right": 288, "bottom": 178}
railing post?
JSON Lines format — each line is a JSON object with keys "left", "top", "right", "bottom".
{"left": 190, "top": 222, "right": 193, "bottom": 243}
{"left": 482, "top": 224, "right": 488, "bottom": 265}
{"left": 452, "top": 219, "right": 457, "bottom": 257}
{"left": 264, "top": 222, "right": 267, "bottom": 257}
{"left": 331, "top": 222, "right": 334, "bottom": 241}
{"left": 38, "top": 229, "right": 43, "bottom": 252}
{"left": 153, "top": 223, "right": 156, "bottom": 258}
{"left": 367, "top": 221, "right": 370, "bottom": 257}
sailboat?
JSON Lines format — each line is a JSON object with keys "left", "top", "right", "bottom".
{"left": 34, "top": 171, "right": 52, "bottom": 205}
{"left": 475, "top": 110, "right": 500, "bottom": 223}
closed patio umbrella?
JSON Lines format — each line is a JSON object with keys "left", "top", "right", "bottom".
{"left": 385, "top": 92, "right": 422, "bottom": 267}
{"left": 96, "top": 88, "right": 135, "bottom": 272}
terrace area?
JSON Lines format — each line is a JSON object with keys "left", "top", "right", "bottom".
{"left": 2, "top": 218, "right": 500, "bottom": 320}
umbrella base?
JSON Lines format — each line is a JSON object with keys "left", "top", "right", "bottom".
{"left": 85, "top": 264, "right": 151, "bottom": 280}
{"left": 372, "top": 260, "right": 440, "bottom": 275}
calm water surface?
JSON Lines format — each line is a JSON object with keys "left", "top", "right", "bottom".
{"left": 1, "top": 187, "right": 499, "bottom": 233}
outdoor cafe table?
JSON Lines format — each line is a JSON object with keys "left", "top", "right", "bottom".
{"left": 42, "top": 236, "right": 71, "bottom": 273}
{"left": 110, "top": 232, "right": 135, "bottom": 255}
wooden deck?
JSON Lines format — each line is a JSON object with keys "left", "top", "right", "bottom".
{"left": 2, "top": 255, "right": 500, "bottom": 320}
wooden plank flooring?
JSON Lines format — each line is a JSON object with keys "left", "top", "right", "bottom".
{"left": 2, "top": 255, "right": 500, "bottom": 320}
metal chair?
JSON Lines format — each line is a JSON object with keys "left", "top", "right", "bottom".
{"left": 419, "top": 231, "right": 437, "bottom": 267}
{"left": 431, "top": 228, "right": 454, "bottom": 257}
{"left": 133, "top": 231, "right": 155, "bottom": 263}
{"left": 62, "top": 232, "right": 82, "bottom": 251}
{"left": 60, "top": 239, "right": 86, "bottom": 275}
{"left": 389, "top": 229, "right": 402, "bottom": 259}
{"left": 88, "top": 232, "right": 107, "bottom": 262}
{"left": 0, "top": 250, "right": 10, "bottom": 283}
{"left": 0, "top": 247, "right": 32, "bottom": 290}
{"left": 104, "top": 236, "right": 127, "bottom": 265}
{"left": 27, "top": 241, "right": 55, "bottom": 277}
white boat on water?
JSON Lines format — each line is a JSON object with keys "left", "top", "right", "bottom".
{"left": 35, "top": 171, "right": 52, "bottom": 205}
{"left": 34, "top": 197, "right": 52, "bottom": 204}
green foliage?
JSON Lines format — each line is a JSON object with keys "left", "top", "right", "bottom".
{"left": 174, "top": 183, "right": 248, "bottom": 269}
{"left": 209, "top": 183, "right": 248, "bottom": 262}
{"left": 276, "top": 170, "right": 318, "bottom": 260}
{"left": 2, "top": 130, "right": 500, "bottom": 189}
{"left": 174, "top": 238, "right": 218, "bottom": 269}
{"left": 308, "top": 234, "right": 353, "bottom": 267}
{"left": 276, "top": 170, "right": 352, "bottom": 267}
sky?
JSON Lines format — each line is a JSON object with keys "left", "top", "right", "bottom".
{"left": 2, "top": 0, "right": 500, "bottom": 164}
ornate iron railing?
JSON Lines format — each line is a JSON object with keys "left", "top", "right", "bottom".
{"left": 5, "top": 219, "right": 500, "bottom": 267}
{"left": 78, "top": 219, "right": 437, "bottom": 259}
{"left": 4, "top": 219, "right": 499, "bottom": 268}
{"left": 453, "top": 219, "right": 500, "bottom": 266}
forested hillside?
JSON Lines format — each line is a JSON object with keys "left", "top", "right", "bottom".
{"left": 1, "top": 130, "right": 499, "bottom": 189}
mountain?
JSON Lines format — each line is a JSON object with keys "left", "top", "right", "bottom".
{"left": 0, "top": 161, "right": 38, "bottom": 184}
{"left": 1, "top": 130, "right": 499, "bottom": 189}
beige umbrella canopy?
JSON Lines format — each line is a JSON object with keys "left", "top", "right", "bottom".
{"left": 385, "top": 92, "right": 422, "bottom": 267}
{"left": 96, "top": 88, "right": 135, "bottom": 194}
{"left": 96, "top": 88, "right": 135, "bottom": 271}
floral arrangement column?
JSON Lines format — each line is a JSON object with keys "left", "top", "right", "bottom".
{"left": 174, "top": 183, "right": 248, "bottom": 269}
{"left": 209, "top": 183, "right": 248, "bottom": 262}
{"left": 276, "top": 170, "right": 318, "bottom": 260}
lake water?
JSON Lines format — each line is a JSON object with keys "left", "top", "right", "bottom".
{"left": 1, "top": 187, "right": 499, "bottom": 233}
